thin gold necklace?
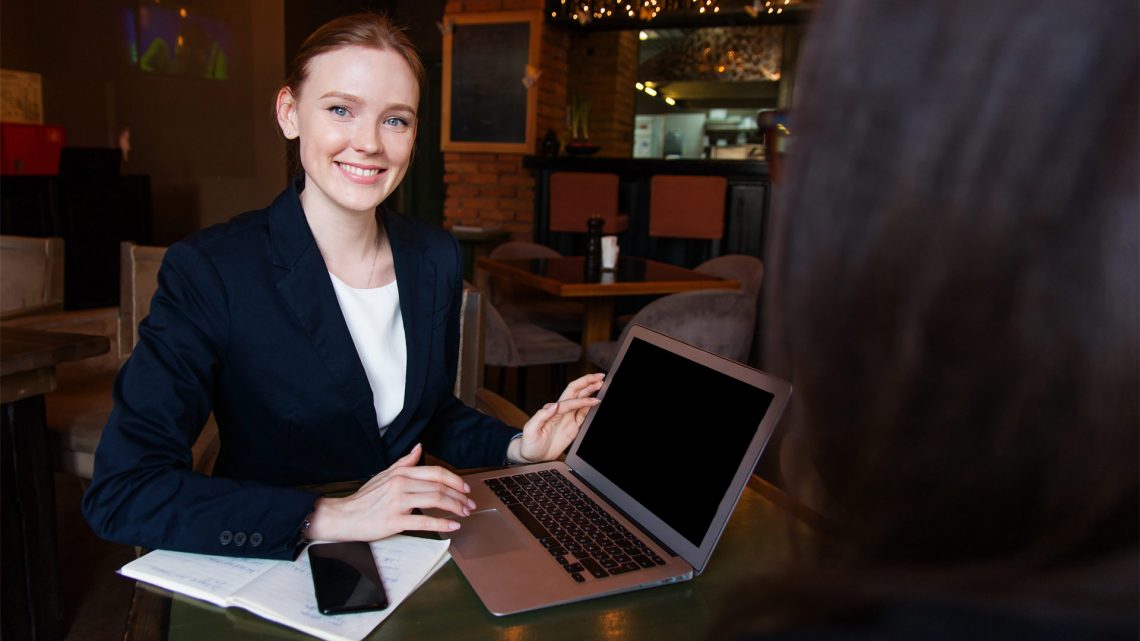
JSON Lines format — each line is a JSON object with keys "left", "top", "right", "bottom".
{"left": 365, "top": 226, "right": 381, "bottom": 288}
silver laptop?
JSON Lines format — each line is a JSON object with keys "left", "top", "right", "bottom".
{"left": 438, "top": 325, "right": 792, "bottom": 615}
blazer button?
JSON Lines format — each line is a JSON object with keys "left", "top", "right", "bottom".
{"left": 219, "top": 530, "right": 233, "bottom": 546}
{"left": 250, "top": 533, "right": 263, "bottom": 547}
{"left": 234, "top": 532, "right": 247, "bottom": 546}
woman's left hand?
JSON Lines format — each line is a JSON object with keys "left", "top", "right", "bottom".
{"left": 508, "top": 373, "right": 605, "bottom": 463}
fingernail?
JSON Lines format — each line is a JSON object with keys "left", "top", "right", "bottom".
{"left": 449, "top": 521, "right": 461, "bottom": 530}
{"left": 463, "top": 482, "right": 471, "bottom": 493}
{"left": 467, "top": 498, "right": 476, "bottom": 509}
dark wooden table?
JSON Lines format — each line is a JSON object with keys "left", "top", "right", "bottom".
{"left": 1, "top": 326, "right": 110, "bottom": 641}
{"left": 145, "top": 476, "right": 815, "bottom": 641}
{"left": 476, "top": 256, "right": 739, "bottom": 366}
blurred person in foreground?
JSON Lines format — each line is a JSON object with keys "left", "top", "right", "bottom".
{"left": 721, "top": 0, "right": 1138, "bottom": 639}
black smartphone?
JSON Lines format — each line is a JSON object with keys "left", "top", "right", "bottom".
{"left": 307, "top": 541, "right": 389, "bottom": 615}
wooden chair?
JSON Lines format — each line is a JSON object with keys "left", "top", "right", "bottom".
{"left": 0, "top": 234, "right": 65, "bottom": 320}
{"left": 456, "top": 283, "right": 530, "bottom": 428}
{"left": 549, "top": 172, "right": 629, "bottom": 234}
{"left": 455, "top": 281, "right": 486, "bottom": 409}
{"left": 118, "top": 243, "right": 166, "bottom": 359}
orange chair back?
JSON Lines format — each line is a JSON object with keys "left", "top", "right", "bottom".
{"left": 549, "top": 172, "right": 625, "bottom": 234}
{"left": 648, "top": 175, "right": 727, "bottom": 240}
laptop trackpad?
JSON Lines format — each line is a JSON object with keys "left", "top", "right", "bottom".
{"left": 452, "top": 509, "right": 528, "bottom": 558}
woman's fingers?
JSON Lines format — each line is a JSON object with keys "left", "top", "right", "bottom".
{"left": 396, "top": 485, "right": 474, "bottom": 518}
{"left": 364, "top": 446, "right": 470, "bottom": 493}
{"left": 559, "top": 373, "right": 605, "bottom": 401}
{"left": 549, "top": 396, "right": 600, "bottom": 418}
{"left": 398, "top": 512, "right": 463, "bottom": 533}
{"left": 392, "top": 442, "right": 423, "bottom": 468}
{"left": 385, "top": 476, "right": 475, "bottom": 512}
{"left": 390, "top": 462, "right": 471, "bottom": 495}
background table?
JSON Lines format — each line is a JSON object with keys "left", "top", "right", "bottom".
{"left": 448, "top": 226, "right": 510, "bottom": 282}
{"left": 2, "top": 326, "right": 110, "bottom": 641}
{"left": 477, "top": 256, "right": 739, "bottom": 365}
{"left": 149, "top": 476, "right": 815, "bottom": 641}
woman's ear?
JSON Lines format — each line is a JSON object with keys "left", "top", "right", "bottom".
{"left": 275, "top": 87, "right": 299, "bottom": 139}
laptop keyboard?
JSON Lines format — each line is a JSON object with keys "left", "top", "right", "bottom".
{"left": 484, "top": 470, "right": 667, "bottom": 583}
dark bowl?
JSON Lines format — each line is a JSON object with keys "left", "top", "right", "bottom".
{"left": 564, "top": 143, "right": 601, "bottom": 156}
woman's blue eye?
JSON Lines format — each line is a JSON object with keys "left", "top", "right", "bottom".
{"left": 385, "top": 117, "right": 409, "bottom": 128}
{"left": 330, "top": 106, "right": 349, "bottom": 117}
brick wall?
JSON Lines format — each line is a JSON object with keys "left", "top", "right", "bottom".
{"left": 441, "top": 4, "right": 636, "bottom": 237}
{"left": 567, "top": 30, "right": 638, "bottom": 158}
{"left": 442, "top": 0, "right": 570, "bottom": 238}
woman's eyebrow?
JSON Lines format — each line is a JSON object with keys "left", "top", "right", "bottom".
{"left": 318, "top": 91, "right": 362, "bottom": 103}
{"left": 386, "top": 103, "right": 417, "bottom": 115}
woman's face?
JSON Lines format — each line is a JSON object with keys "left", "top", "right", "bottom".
{"left": 276, "top": 45, "right": 418, "bottom": 216}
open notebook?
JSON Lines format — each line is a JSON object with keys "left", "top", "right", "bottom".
{"left": 120, "top": 535, "right": 449, "bottom": 641}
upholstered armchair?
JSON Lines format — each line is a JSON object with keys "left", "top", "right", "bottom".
{"left": 587, "top": 290, "right": 756, "bottom": 372}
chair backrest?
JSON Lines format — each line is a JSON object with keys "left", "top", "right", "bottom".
{"left": 549, "top": 172, "right": 621, "bottom": 233}
{"left": 455, "top": 283, "right": 530, "bottom": 427}
{"left": 119, "top": 241, "right": 167, "bottom": 360}
{"left": 695, "top": 255, "right": 764, "bottom": 300}
{"left": 0, "top": 235, "right": 64, "bottom": 319}
{"left": 481, "top": 299, "right": 520, "bottom": 366}
{"left": 485, "top": 241, "right": 562, "bottom": 308}
{"left": 456, "top": 282, "right": 485, "bottom": 408}
{"left": 617, "top": 290, "right": 756, "bottom": 364}
{"left": 648, "top": 175, "right": 728, "bottom": 239}
{"left": 489, "top": 241, "right": 561, "bottom": 260}
{"left": 117, "top": 241, "right": 218, "bottom": 474}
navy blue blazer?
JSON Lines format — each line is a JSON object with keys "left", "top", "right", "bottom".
{"left": 82, "top": 182, "right": 519, "bottom": 559}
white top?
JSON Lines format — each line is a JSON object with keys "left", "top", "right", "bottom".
{"left": 329, "top": 273, "right": 406, "bottom": 434}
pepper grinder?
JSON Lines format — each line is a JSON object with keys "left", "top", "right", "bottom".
{"left": 585, "top": 214, "right": 605, "bottom": 281}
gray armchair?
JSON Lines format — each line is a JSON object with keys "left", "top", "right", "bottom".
{"left": 481, "top": 241, "right": 583, "bottom": 335}
{"left": 587, "top": 290, "right": 756, "bottom": 372}
{"left": 483, "top": 297, "right": 581, "bottom": 408}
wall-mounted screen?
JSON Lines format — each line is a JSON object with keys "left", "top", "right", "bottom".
{"left": 125, "top": 2, "right": 231, "bottom": 80}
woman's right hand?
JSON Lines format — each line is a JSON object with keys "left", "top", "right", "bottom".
{"left": 304, "top": 443, "right": 474, "bottom": 541}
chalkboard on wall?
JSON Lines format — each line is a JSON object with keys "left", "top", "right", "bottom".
{"left": 442, "top": 11, "right": 540, "bottom": 153}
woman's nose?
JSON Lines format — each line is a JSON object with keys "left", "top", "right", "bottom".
{"left": 353, "top": 122, "right": 382, "bottom": 154}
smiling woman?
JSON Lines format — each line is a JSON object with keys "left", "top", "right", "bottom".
{"left": 81, "top": 12, "right": 605, "bottom": 561}
{"left": 275, "top": 45, "right": 419, "bottom": 287}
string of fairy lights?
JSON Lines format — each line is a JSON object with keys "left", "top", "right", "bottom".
{"left": 550, "top": 0, "right": 794, "bottom": 24}
{"left": 553, "top": 0, "right": 720, "bottom": 24}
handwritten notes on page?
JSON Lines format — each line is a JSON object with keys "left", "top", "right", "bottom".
{"left": 120, "top": 536, "right": 450, "bottom": 641}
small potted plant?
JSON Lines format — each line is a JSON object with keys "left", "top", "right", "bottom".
{"left": 565, "top": 94, "right": 600, "bottom": 155}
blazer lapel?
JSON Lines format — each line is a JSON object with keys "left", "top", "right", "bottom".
{"left": 383, "top": 208, "right": 434, "bottom": 441}
{"left": 268, "top": 182, "right": 384, "bottom": 455}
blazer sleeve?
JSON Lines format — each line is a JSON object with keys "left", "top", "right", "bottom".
{"left": 82, "top": 242, "right": 318, "bottom": 560}
{"left": 420, "top": 235, "right": 520, "bottom": 468}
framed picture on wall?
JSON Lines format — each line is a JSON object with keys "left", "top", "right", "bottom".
{"left": 441, "top": 11, "right": 541, "bottom": 153}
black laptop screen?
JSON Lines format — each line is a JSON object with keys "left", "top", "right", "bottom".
{"left": 575, "top": 337, "right": 774, "bottom": 547}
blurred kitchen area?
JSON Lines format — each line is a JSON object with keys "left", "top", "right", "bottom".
{"left": 632, "top": 23, "right": 798, "bottom": 160}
